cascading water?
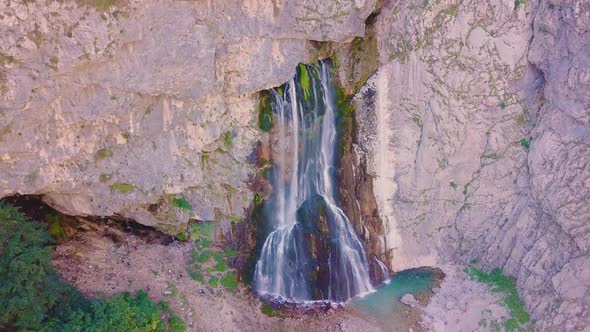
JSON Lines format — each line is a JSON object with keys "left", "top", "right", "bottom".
{"left": 254, "top": 60, "right": 373, "bottom": 302}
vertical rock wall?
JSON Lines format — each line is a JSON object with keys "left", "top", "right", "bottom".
{"left": 349, "top": 0, "right": 589, "bottom": 329}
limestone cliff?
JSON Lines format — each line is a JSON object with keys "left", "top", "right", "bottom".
{"left": 349, "top": 0, "right": 589, "bottom": 329}
{"left": 0, "top": 0, "right": 376, "bottom": 232}
{"left": 1, "top": 0, "right": 588, "bottom": 329}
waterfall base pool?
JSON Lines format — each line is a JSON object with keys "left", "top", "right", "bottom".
{"left": 349, "top": 267, "right": 445, "bottom": 331}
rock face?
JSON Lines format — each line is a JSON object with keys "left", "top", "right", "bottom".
{"left": 0, "top": 0, "right": 376, "bottom": 231}
{"left": 1, "top": 0, "right": 588, "bottom": 329}
{"left": 350, "top": 0, "right": 589, "bottom": 329}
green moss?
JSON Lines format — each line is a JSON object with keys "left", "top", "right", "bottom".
{"left": 189, "top": 270, "right": 204, "bottom": 283}
{"left": 95, "top": 148, "right": 113, "bottom": 161}
{"left": 298, "top": 63, "right": 312, "bottom": 101}
{"left": 261, "top": 303, "right": 275, "bottom": 317}
{"left": 224, "top": 248, "right": 237, "bottom": 257}
{"left": 500, "top": 101, "right": 508, "bottom": 109}
{"left": 222, "top": 131, "right": 233, "bottom": 149}
{"left": 220, "top": 272, "right": 238, "bottom": 290}
{"left": 189, "top": 221, "right": 215, "bottom": 241}
{"left": 214, "top": 261, "right": 229, "bottom": 272}
{"left": 520, "top": 138, "right": 530, "bottom": 150}
{"left": 466, "top": 266, "right": 532, "bottom": 331}
{"left": 170, "top": 196, "right": 192, "bottom": 211}
{"left": 449, "top": 181, "right": 457, "bottom": 190}
{"left": 445, "top": 3, "right": 460, "bottom": 16}
{"left": 228, "top": 216, "right": 242, "bottom": 223}
{"left": 258, "top": 90, "right": 274, "bottom": 132}
{"left": 208, "top": 276, "right": 219, "bottom": 288}
{"left": 175, "top": 232, "right": 188, "bottom": 242}
{"left": 514, "top": 0, "right": 524, "bottom": 9}
{"left": 195, "top": 250, "right": 212, "bottom": 263}
{"left": 200, "top": 151, "right": 210, "bottom": 170}
{"left": 411, "top": 114, "right": 423, "bottom": 128}
{"left": 99, "top": 173, "right": 112, "bottom": 183}
{"left": 212, "top": 252, "right": 225, "bottom": 263}
{"left": 110, "top": 183, "right": 134, "bottom": 193}
{"left": 47, "top": 214, "right": 66, "bottom": 241}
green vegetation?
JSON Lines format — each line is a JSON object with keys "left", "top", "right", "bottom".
{"left": 465, "top": 265, "right": 532, "bottom": 331}
{"left": 111, "top": 182, "right": 134, "bottom": 193}
{"left": 170, "top": 196, "right": 192, "bottom": 211}
{"left": 222, "top": 131, "right": 233, "bottom": 149}
{"left": 411, "top": 114, "right": 423, "bottom": 128}
{"left": 168, "top": 316, "right": 186, "bottom": 332}
{"left": 297, "top": 63, "right": 312, "bottom": 101}
{"left": 334, "top": 80, "right": 356, "bottom": 158}
{"left": 515, "top": 115, "right": 526, "bottom": 126}
{"left": 99, "top": 173, "right": 112, "bottom": 183}
{"left": 95, "top": 148, "right": 113, "bottom": 161}
{"left": 228, "top": 215, "right": 242, "bottom": 223}
{"left": 514, "top": 0, "right": 524, "bottom": 10}
{"left": 449, "top": 181, "right": 457, "bottom": 190}
{"left": 47, "top": 214, "right": 67, "bottom": 241}
{"left": 175, "top": 231, "right": 188, "bottom": 242}
{"left": 261, "top": 303, "right": 275, "bottom": 317}
{"left": 0, "top": 202, "right": 184, "bottom": 331}
{"left": 188, "top": 221, "right": 239, "bottom": 291}
{"left": 258, "top": 90, "right": 274, "bottom": 132}
{"left": 500, "top": 101, "right": 508, "bottom": 109}
{"left": 214, "top": 261, "right": 229, "bottom": 272}
{"left": 220, "top": 273, "right": 238, "bottom": 290}
{"left": 208, "top": 276, "right": 219, "bottom": 288}
{"left": 520, "top": 138, "right": 531, "bottom": 149}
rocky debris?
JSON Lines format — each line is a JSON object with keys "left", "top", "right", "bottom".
{"left": 400, "top": 294, "right": 418, "bottom": 308}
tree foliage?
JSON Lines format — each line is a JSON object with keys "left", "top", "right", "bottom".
{"left": 0, "top": 202, "right": 185, "bottom": 332}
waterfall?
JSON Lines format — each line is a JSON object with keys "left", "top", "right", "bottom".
{"left": 253, "top": 60, "right": 373, "bottom": 302}
{"left": 375, "top": 258, "right": 391, "bottom": 284}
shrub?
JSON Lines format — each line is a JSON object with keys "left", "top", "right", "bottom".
{"left": 466, "top": 265, "right": 531, "bottom": 331}
{"left": 220, "top": 273, "right": 238, "bottom": 290}
{"left": 0, "top": 202, "right": 185, "bottom": 331}
{"left": 0, "top": 203, "right": 81, "bottom": 330}
{"left": 56, "top": 291, "right": 166, "bottom": 331}
{"left": 169, "top": 315, "right": 186, "bottom": 332}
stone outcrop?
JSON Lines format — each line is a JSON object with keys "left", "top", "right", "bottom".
{"left": 0, "top": 0, "right": 376, "bottom": 232}
{"left": 1, "top": 0, "right": 588, "bottom": 329}
{"left": 350, "top": 0, "right": 589, "bottom": 329}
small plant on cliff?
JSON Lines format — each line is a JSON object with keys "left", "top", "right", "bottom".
{"left": 465, "top": 265, "right": 532, "bottom": 331}
{"left": 222, "top": 131, "right": 233, "bottom": 149}
{"left": 258, "top": 90, "right": 274, "bottom": 132}
{"left": 110, "top": 182, "right": 134, "bottom": 193}
{"left": 520, "top": 138, "right": 530, "bottom": 151}
{"left": 297, "top": 63, "right": 312, "bottom": 101}
{"left": 171, "top": 196, "right": 192, "bottom": 211}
